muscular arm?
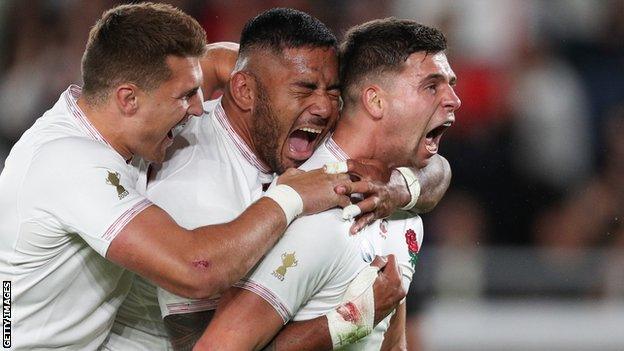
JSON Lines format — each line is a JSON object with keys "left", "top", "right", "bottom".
{"left": 409, "top": 154, "right": 451, "bottom": 214}
{"left": 107, "top": 169, "right": 350, "bottom": 299}
{"left": 380, "top": 303, "right": 407, "bottom": 351}
{"left": 343, "top": 154, "right": 451, "bottom": 233}
{"left": 195, "top": 256, "right": 405, "bottom": 351}
{"left": 200, "top": 42, "right": 238, "bottom": 99}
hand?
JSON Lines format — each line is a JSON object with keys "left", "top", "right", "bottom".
{"left": 200, "top": 42, "right": 239, "bottom": 99}
{"left": 370, "top": 255, "right": 406, "bottom": 324}
{"left": 277, "top": 168, "right": 352, "bottom": 215}
{"left": 335, "top": 162, "right": 411, "bottom": 233}
{"left": 344, "top": 159, "right": 392, "bottom": 183}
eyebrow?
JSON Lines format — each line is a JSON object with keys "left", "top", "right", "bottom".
{"left": 178, "top": 87, "right": 199, "bottom": 99}
{"left": 421, "top": 73, "right": 457, "bottom": 86}
{"left": 292, "top": 81, "right": 341, "bottom": 91}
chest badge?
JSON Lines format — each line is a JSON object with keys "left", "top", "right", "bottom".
{"left": 405, "top": 229, "right": 420, "bottom": 268}
{"left": 272, "top": 252, "right": 298, "bottom": 281}
{"left": 106, "top": 170, "right": 129, "bottom": 200}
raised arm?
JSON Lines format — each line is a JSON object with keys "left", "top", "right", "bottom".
{"left": 200, "top": 41, "right": 239, "bottom": 99}
{"left": 107, "top": 168, "right": 351, "bottom": 299}
{"left": 337, "top": 154, "right": 451, "bottom": 233}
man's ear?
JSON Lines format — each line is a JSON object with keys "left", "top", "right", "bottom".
{"left": 115, "top": 84, "right": 139, "bottom": 116}
{"left": 228, "top": 71, "right": 256, "bottom": 111}
{"left": 361, "top": 85, "right": 384, "bottom": 120}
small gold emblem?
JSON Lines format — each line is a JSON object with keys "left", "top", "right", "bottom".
{"left": 106, "top": 170, "right": 129, "bottom": 199}
{"left": 272, "top": 252, "right": 298, "bottom": 281}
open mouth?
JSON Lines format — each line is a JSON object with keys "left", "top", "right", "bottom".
{"left": 287, "top": 126, "right": 324, "bottom": 160}
{"left": 424, "top": 121, "right": 452, "bottom": 155}
{"left": 166, "top": 115, "right": 191, "bottom": 141}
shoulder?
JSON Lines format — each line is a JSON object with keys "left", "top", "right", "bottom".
{"left": 33, "top": 137, "right": 123, "bottom": 168}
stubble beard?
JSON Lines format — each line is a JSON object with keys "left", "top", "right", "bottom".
{"left": 251, "top": 85, "right": 285, "bottom": 174}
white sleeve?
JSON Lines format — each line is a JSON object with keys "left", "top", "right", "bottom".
{"left": 382, "top": 216, "right": 424, "bottom": 292}
{"left": 234, "top": 211, "right": 362, "bottom": 324}
{"left": 21, "top": 137, "right": 152, "bottom": 256}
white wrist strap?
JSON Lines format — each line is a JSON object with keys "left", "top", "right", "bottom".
{"left": 396, "top": 167, "right": 421, "bottom": 210}
{"left": 327, "top": 266, "right": 377, "bottom": 348}
{"left": 263, "top": 184, "right": 303, "bottom": 225}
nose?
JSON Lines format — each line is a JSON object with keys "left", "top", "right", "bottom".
{"left": 443, "top": 86, "right": 461, "bottom": 112}
{"left": 187, "top": 88, "right": 205, "bottom": 117}
{"left": 308, "top": 91, "right": 336, "bottom": 121}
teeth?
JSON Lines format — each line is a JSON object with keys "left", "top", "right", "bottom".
{"left": 299, "top": 127, "right": 322, "bottom": 134}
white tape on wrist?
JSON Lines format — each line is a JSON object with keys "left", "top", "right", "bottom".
{"left": 396, "top": 167, "right": 421, "bottom": 210}
{"left": 324, "top": 161, "right": 349, "bottom": 174}
{"left": 327, "top": 266, "right": 378, "bottom": 348}
{"left": 263, "top": 184, "right": 303, "bottom": 225}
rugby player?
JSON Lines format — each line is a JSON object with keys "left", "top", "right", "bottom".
{"left": 197, "top": 18, "right": 460, "bottom": 350}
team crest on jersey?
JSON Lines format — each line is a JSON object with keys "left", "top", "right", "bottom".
{"left": 105, "top": 170, "right": 129, "bottom": 199}
{"left": 405, "top": 229, "right": 420, "bottom": 268}
{"left": 378, "top": 219, "right": 388, "bottom": 239}
{"left": 272, "top": 252, "right": 298, "bottom": 281}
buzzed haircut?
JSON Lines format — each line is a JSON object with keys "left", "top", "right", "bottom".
{"left": 339, "top": 18, "right": 447, "bottom": 105}
{"left": 81, "top": 2, "right": 207, "bottom": 104}
{"left": 239, "top": 8, "right": 337, "bottom": 56}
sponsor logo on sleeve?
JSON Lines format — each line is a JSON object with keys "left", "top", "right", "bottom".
{"left": 272, "top": 252, "right": 298, "bottom": 281}
{"left": 105, "top": 170, "right": 129, "bottom": 199}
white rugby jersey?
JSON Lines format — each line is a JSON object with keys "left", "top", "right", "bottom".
{"left": 0, "top": 85, "right": 151, "bottom": 350}
{"left": 236, "top": 137, "right": 423, "bottom": 350}
{"left": 146, "top": 99, "right": 274, "bottom": 318}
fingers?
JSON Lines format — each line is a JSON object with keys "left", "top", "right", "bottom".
{"left": 379, "top": 255, "right": 402, "bottom": 284}
{"left": 342, "top": 204, "right": 362, "bottom": 220}
{"left": 324, "top": 161, "right": 349, "bottom": 174}
{"left": 369, "top": 255, "right": 388, "bottom": 271}
{"left": 283, "top": 168, "right": 304, "bottom": 176}
{"left": 336, "top": 195, "right": 352, "bottom": 209}
{"left": 346, "top": 159, "right": 391, "bottom": 182}
{"left": 350, "top": 213, "right": 375, "bottom": 234}
{"left": 336, "top": 180, "right": 374, "bottom": 196}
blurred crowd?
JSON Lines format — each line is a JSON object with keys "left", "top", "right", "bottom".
{"left": 1, "top": 0, "right": 622, "bottom": 311}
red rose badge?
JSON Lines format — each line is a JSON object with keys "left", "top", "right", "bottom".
{"left": 405, "top": 229, "right": 419, "bottom": 267}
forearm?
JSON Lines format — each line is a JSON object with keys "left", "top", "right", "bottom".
{"left": 164, "top": 311, "right": 214, "bottom": 351}
{"left": 380, "top": 303, "right": 406, "bottom": 351}
{"left": 266, "top": 317, "right": 332, "bottom": 351}
{"left": 396, "top": 154, "right": 451, "bottom": 214}
{"left": 108, "top": 198, "right": 288, "bottom": 300}
{"left": 188, "top": 197, "right": 288, "bottom": 296}
{"left": 200, "top": 41, "right": 238, "bottom": 99}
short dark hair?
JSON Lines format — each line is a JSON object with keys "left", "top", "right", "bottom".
{"left": 239, "top": 8, "right": 337, "bottom": 56}
{"left": 81, "top": 2, "right": 207, "bottom": 104}
{"left": 340, "top": 18, "right": 447, "bottom": 104}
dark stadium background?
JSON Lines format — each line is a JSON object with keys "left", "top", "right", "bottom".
{"left": 1, "top": 1, "right": 622, "bottom": 350}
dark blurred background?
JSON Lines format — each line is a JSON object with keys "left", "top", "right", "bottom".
{"left": 1, "top": 1, "right": 623, "bottom": 350}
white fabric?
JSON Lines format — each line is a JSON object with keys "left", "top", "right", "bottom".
{"left": 0, "top": 85, "right": 152, "bottom": 350}
{"left": 121, "top": 99, "right": 272, "bottom": 320}
{"left": 327, "top": 266, "right": 377, "bottom": 348}
{"left": 263, "top": 184, "right": 303, "bottom": 225}
{"left": 236, "top": 137, "right": 423, "bottom": 350}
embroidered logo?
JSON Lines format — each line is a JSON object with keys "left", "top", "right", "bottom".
{"left": 405, "top": 229, "right": 420, "bottom": 268}
{"left": 105, "top": 170, "right": 129, "bottom": 199}
{"left": 378, "top": 219, "right": 388, "bottom": 239}
{"left": 272, "top": 252, "right": 297, "bottom": 281}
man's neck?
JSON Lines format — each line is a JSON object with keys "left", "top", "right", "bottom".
{"left": 331, "top": 110, "right": 378, "bottom": 160}
{"left": 76, "top": 97, "right": 133, "bottom": 160}
{"left": 220, "top": 94, "right": 271, "bottom": 171}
